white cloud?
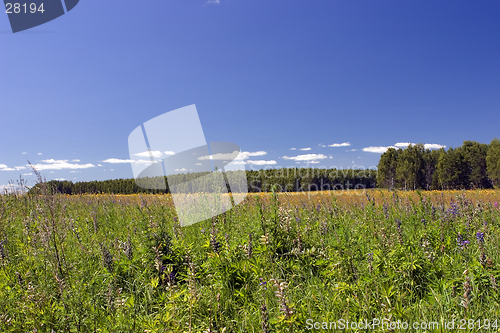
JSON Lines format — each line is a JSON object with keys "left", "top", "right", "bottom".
{"left": 21, "top": 152, "right": 27, "bottom": 155}
{"left": 239, "top": 151, "right": 267, "bottom": 159}
{"left": 164, "top": 151, "right": 175, "bottom": 156}
{"left": 72, "top": 159, "right": 80, "bottom": 162}
{"left": 299, "top": 148, "right": 311, "bottom": 151}
{"left": 394, "top": 142, "right": 446, "bottom": 149}
{"left": 23, "top": 173, "right": 33, "bottom": 176}
{"left": 308, "top": 161, "right": 320, "bottom": 164}
{"left": 394, "top": 142, "right": 412, "bottom": 147}
{"left": 135, "top": 150, "right": 163, "bottom": 158}
{"left": 246, "top": 160, "right": 277, "bottom": 165}
{"left": 282, "top": 153, "right": 328, "bottom": 161}
{"left": 362, "top": 146, "right": 398, "bottom": 153}
{"left": 102, "top": 158, "right": 133, "bottom": 163}
{"left": 290, "top": 148, "right": 296, "bottom": 150}
{"left": 206, "top": 0, "right": 220, "bottom": 4}
{"left": 328, "top": 142, "right": 351, "bottom": 147}
{"left": 199, "top": 151, "right": 269, "bottom": 166}
{"left": 54, "top": 178, "right": 66, "bottom": 181}
{"left": 199, "top": 150, "right": 267, "bottom": 161}
{"left": 31, "top": 159, "right": 95, "bottom": 170}
{"left": 0, "top": 164, "right": 27, "bottom": 171}
{"left": 199, "top": 151, "right": 239, "bottom": 161}
{"left": 102, "top": 158, "right": 152, "bottom": 164}
{"left": 174, "top": 168, "right": 191, "bottom": 172}
{"left": 97, "top": 164, "right": 102, "bottom": 167}
{"left": 38, "top": 153, "right": 43, "bottom": 155}
{"left": 424, "top": 143, "right": 446, "bottom": 149}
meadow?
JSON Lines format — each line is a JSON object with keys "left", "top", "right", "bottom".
{"left": 1, "top": 188, "right": 500, "bottom": 332}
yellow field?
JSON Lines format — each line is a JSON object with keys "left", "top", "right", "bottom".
{"left": 58, "top": 189, "right": 500, "bottom": 209}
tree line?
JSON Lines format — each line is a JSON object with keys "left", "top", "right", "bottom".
{"left": 28, "top": 167, "right": 377, "bottom": 195}
{"left": 27, "top": 138, "right": 500, "bottom": 195}
{"left": 377, "top": 139, "right": 500, "bottom": 190}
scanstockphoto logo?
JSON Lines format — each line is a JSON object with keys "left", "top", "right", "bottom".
{"left": 3, "top": 0, "right": 79, "bottom": 33}
{"left": 128, "top": 105, "right": 248, "bottom": 227}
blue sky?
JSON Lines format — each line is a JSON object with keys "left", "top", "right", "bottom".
{"left": 1, "top": 0, "right": 499, "bottom": 190}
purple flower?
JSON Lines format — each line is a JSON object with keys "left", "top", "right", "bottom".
{"left": 476, "top": 231, "right": 485, "bottom": 243}
{"left": 295, "top": 217, "right": 300, "bottom": 222}
{"left": 494, "top": 202, "right": 499, "bottom": 209}
{"left": 457, "top": 233, "right": 469, "bottom": 249}
{"left": 383, "top": 204, "right": 389, "bottom": 219}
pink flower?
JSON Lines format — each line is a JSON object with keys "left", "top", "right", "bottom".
{"left": 495, "top": 202, "right": 499, "bottom": 208}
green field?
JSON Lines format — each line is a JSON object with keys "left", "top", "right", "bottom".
{"left": 1, "top": 189, "right": 500, "bottom": 332}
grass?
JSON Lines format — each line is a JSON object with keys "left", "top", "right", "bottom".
{"left": 0, "top": 188, "right": 500, "bottom": 332}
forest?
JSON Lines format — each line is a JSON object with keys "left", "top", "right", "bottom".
{"left": 27, "top": 138, "right": 500, "bottom": 195}
{"left": 377, "top": 138, "right": 500, "bottom": 190}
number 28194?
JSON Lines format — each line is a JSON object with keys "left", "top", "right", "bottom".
{"left": 5, "top": 3, "right": 45, "bottom": 14}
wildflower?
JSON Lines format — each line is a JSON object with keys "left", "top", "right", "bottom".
{"left": 100, "top": 243, "right": 114, "bottom": 273}
{"left": 476, "top": 231, "right": 485, "bottom": 244}
{"left": 395, "top": 219, "right": 403, "bottom": 244}
{"left": 168, "top": 270, "right": 177, "bottom": 285}
{"left": 383, "top": 204, "right": 389, "bottom": 219}
{"left": 462, "top": 270, "right": 472, "bottom": 309}
{"left": 247, "top": 233, "right": 253, "bottom": 259}
{"left": 0, "top": 239, "right": 7, "bottom": 262}
{"left": 261, "top": 302, "right": 269, "bottom": 333}
{"left": 367, "top": 252, "right": 373, "bottom": 273}
{"left": 259, "top": 278, "right": 267, "bottom": 290}
{"left": 269, "top": 278, "right": 293, "bottom": 319}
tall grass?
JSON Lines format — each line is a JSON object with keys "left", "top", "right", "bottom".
{"left": 0, "top": 186, "right": 499, "bottom": 332}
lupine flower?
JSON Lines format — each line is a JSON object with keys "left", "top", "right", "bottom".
{"left": 457, "top": 232, "right": 470, "bottom": 251}
{"left": 169, "top": 270, "right": 177, "bottom": 285}
{"left": 396, "top": 219, "right": 403, "bottom": 244}
{"left": 476, "top": 231, "right": 485, "bottom": 243}
{"left": 462, "top": 271, "right": 472, "bottom": 309}
{"left": 448, "top": 202, "right": 459, "bottom": 217}
{"left": 367, "top": 252, "right": 373, "bottom": 273}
